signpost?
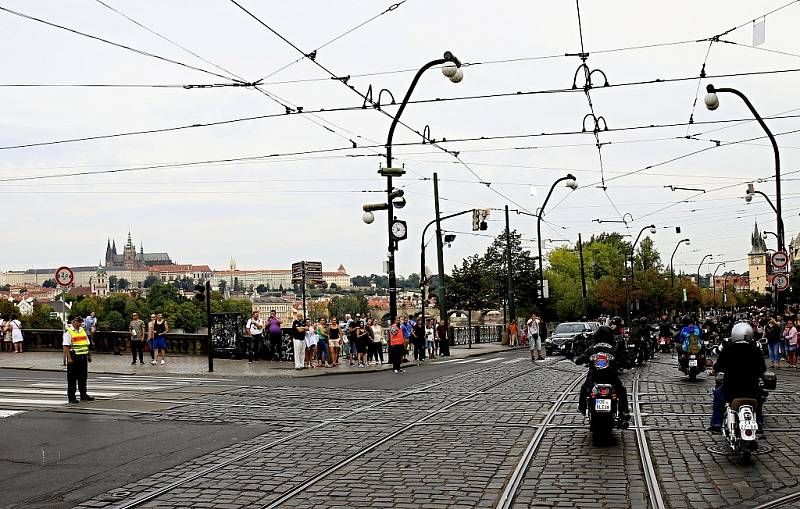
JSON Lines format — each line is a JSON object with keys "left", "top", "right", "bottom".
{"left": 54, "top": 266, "right": 73, "bottom": 366}
{"left": 770, "top": 251, "right": 790, "bottom": 293}
{"left": 292, "top": 261, "right": 323, "bottom": 319}
{"left": 772, "top": 273, "right": 790, "bottom": 292}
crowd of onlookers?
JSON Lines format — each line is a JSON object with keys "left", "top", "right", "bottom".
{"left": 0, "top": 314, "right": 25, "bottom": 353}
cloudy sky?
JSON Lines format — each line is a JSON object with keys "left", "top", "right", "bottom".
{"left": 2, "top": 0, "right": 799, "bottom": 278}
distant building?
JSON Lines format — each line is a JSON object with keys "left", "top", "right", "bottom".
{"left": 322, "top": 265, "right": 351, "bottom": 289}
{"left": 150, "top": 264, "right": 212, "bottom": 283}
{"left": 748, "top": 222, "right": 769, "bottom": 294}
{"left": 105, "top": 232, "right": 172, "bottom": 270}
{"left": 212, "top": 269, "right": 293, "bottom": 291}
{"left": 712, "top": 275, "right": 750, "bottom": 293}
{"left": 90, "top": 267, "right": 110, "bottom": 297}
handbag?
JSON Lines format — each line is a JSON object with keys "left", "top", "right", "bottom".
{"left": 143, "top": 341, "right": 151, "bottom": 352}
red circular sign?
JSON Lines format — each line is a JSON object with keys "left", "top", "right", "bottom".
{"left": 773, "top": 273, "right": 790, "bottom": 291}
{"left": 55, "top": 266, "right": 74, "bottom": 287}
{"left": 771, "top": 251, "right": 789, "bottom": 269}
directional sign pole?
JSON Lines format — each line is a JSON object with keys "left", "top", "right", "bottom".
{"left": 302, "top": 261, "right": 307, "bottom": 321}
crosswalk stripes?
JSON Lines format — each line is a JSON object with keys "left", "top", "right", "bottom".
{"left": 502, "top": 358, "right": 524, "bottom": 364}
{"left": 453, "top": 358, "right": 480, "bottom": 364}
{"left": 476, "top": 358, "right": 504, "bottom": 364}
{"left": 0, "top": 374, "right": 212, "bottom": 419}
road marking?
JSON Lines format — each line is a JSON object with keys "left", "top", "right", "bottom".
{"left": 453, "top": 359, "right": 479, "bottom": 364}
{"left": 32, "top": 383, "right": 169, "bottom": 391}
{"left": 432, "top": 359, "right": 460, "bottom": 364}
{"left": 0, "top": 410, "right": 23, "bottom": 418}
{"left": 0, "top": 398, "right": 68, "bottom": 406}
{"left": 0, "top": 388, "right": 120, "bottom": 397}
{"left": 476, "top": 358, "right": 504, "bottom": 364}
{"left": 502, "top": 358, "right": 524, "bottom": 364}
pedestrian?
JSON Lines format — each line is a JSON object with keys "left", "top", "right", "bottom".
{"left": 783, "top": 318, "right": 797, "bottom": 369}
{"left": 245, "top": 311, "right": 264, "bottom": 364}
{"left": 766, "top": 315, "right": 782, "bottom": 368}
{"left": 129, "top": 312, "right": 146, "bottom": 365}
{"left": 436, "top": 319, "right": 449, "bottom": 357}
{"left": 266, "top": 309, "right": 282, "bottom": 361}
{"left": 508, "top": 320, "right": 518, "bottom": 347}
{"left": 83, "top": 311, "right": 97, "bottom": 346}
{"left": 347, "top": 318, "right": 359, "bottom": 367}
{"left": 0, "top": 314, "right": 9, "bottom": 352}
{"left": 316, "top": 318, "right": 331, "bottom": 368}
{"left": 146, "top": 313, "right": 156, "bottom": 361}
{"left": 292, "top": 313, "right": 306, "bottom": 370}
{"left": 370, "top": 318, "right": 385, "bottom": 365}
{"left": 9, "top": 314, "right": 23, "bottom": 353}
{"left": 426, "top": 318, "right": 436, "bottom": 359}
{"left": 389, "top": 317, "right": 405, "bottom": 373}
{"left": 355, "top": 320, "right": 369, "bottom": 367}
{"left": 328, "top": 316, "right": 342, "bottom": 366}
{"left": 304, "top": 318, "right": 317, "bottom": 368}
{"left": 150, "top": 312, "right": 169, "bottom": 365}
{"left": 63, "top": 316, "right": 94, "bottom": 404}
{"left": 527, "top": 314, "right": 543, "bottom": 362}
{"left": 412, "top": 317, "right": 426, "bottom": 362}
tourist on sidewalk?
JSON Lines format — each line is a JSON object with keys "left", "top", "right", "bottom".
{"left": 291, "top": 313, "right": 306, "bottom": 370}
{"left": 412, "top": 317, "right": 426, "bottom": 362}
{"left": 355, "top": 320, "right": 369, "bottom": 367}
{"left": 527, "top": 314, "right": 542, "bottom": 362}
{"left": 426, "top": 318, "right": 436, "bottom": 359}
{"left": 151, "top": 313, "right": 169, "bottom": 365}
{"left": 266, "top": 310, "right": 282, "bottom": 361}
{"left": 129, "top": 312, "right": 146, "bottom": 365}
{"left": 328, "top": 316, "right": 342, "bottom": 366}
{"left": 304, "top": 318, "right": 318, "bottom": 368}
{"left": 316, "top": 318, "right": 331, "bottom": 367}
{"left": 369, "top": 318, "right": 384, "bottom": 365}
{"left": 245, "top": 311, "right": 264, "bottom": 364}
{"left": 10, "top": 314, "right": 23, "bottom": 353}
{"left": 389, "top": 317, "right": 405, "bottom": 373}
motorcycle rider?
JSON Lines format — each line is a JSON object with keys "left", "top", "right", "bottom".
{"left": 707, "top": 321, "right": 766, "bottom": 433}
{"left": 675, "top": 315, "right": 702, "bottom": 355}
{"left": 611, "top": 316, "right": 625, "bottom": 337}
{"left": 629, "top": 317, "right": 653, "bottom": 361}
{"left": 575, "top": 325, "right": 630, "bottom": 421}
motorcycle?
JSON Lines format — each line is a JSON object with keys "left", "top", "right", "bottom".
{"left": 583, "top": 353, "right": 628, "bottom": 444}
{"left": 561, "top": 332, "right": 590, "bottom": 359}
{"left": 678, "top": 350, "right": 706, "bottom": 381}
{"left": 624, "top": 337, "right": 647, "bottom": 368}
{"left": 658, "top": 335, "right": 672, "bottom": 354}
{"left": 717, "top": 372, "right": 776, "bottom": 463}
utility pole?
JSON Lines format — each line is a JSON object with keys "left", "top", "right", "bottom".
{"left": 206, "top": 280, "right": 213, "bottom": 372}
{"left": 433, "top": 172, "right": 449, "bottom": 355}
{"left": 505, "top": 205, "right": 515, "bottom": 327}
{"left": 301, "top": 261, "right": 307, "bottom": 320}
{"left": 578, "top": 233, "right": 588, "bottom": 315}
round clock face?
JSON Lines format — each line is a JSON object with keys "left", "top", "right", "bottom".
{"left": 391, "top": 221, "right": 407, "bottom": 238}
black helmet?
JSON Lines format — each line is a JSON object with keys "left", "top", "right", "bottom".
{"left": 593, "top": 325, "right": 614, "bottom": 344}
{"left": 682, "top": 316, "right": 691, "bottom": 326}
{"left": 612, "top": 316, "right": 622, "bottom": 326}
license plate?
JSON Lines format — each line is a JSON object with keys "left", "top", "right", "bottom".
{"left": 689, "top": 359, "right": 698, "bottom": 367}
{"left": 594, "top": 398, "right": 611, "bottom": 412}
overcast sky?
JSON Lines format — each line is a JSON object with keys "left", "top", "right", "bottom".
{"left": 2, "top": 0, "right": 799, "bottom": 277}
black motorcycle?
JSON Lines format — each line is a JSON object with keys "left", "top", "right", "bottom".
{"left": 582, "top": 353, "right": 628, "bottom": 444}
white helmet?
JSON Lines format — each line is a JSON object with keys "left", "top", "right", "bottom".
{"left": 730, "top": 321, "right": 754, "bottom": 343}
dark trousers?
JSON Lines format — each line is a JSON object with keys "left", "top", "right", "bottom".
{"left": 149, "top": 340, "right": 155, "bottom": 360}
{"left": 67, "top": 354, "right": 89, "bottom": 400}
{"left": 710, "top": 385, "right": 764, "bottom": 427}
{"left": 390, "top": 344, "right": 404, "bottom": 371}
{"left": 413, "top": 340, "right": 426, "bottom": 361}
{"left": 131, "top": 340, "right": 144, "bottom": 363}
{"left": 248, "top": 334, "right": 263, "bottom": 362}
{"left": 369, "top": 342, "right": 384, "bottom": 363}
{"left": 268, "top": 332, "right": 282, "bottom": 361}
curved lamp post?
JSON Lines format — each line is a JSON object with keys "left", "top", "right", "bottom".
{"left": 696, "top": 254, "right": 713, "bottom": 287}
{"left": 670, "top": 238, "right": 691, "bottom": 289}
{"left": 379, "top": 51, "right": 463, "bottom": 324}
{"left": 627, "top": 224, "right": 656, "bottom": 325}
{"left": 712, "top": 262, "right": 726, "bottom": 297}
{"left": 536, "top": 174, "right": 578, "bottom": 305}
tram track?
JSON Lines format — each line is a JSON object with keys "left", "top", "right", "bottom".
{"left": 102, "top": 358, "right": 550, "bottom": 509}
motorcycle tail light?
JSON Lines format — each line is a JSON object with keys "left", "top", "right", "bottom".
{"left": 745, "top": 429, "right": 753, "bottom": 437}
{"left": 600, "top": 388, "right": 609, "bottom": 396}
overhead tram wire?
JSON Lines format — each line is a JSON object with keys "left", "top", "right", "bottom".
{"left": 255, "top": 0, "right": 409, "bottom": 82}
{"left": 4, "top": 67, "right": 800, "bottom": 151}
{"left": 227, "top": 0, "right": 539, "bottom": 215}
{"left": 0, "top": 5, "right": 245, "bottom": 84}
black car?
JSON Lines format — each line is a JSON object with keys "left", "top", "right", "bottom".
{"left": 545, "top": 322, "right": 599, "bottom": 357}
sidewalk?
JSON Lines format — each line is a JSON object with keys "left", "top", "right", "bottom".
{"left": 0, "top": 343, "right": 518, "bottom": 378}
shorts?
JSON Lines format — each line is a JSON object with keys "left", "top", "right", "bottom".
{"left": 789, "top": 344, "right": 798, "bottom": 352}
{"left": 152, "top": 336, "right": 167, "bottom": 350}
{"left": 529, "top": 334, "right": 542, "bottom": 351}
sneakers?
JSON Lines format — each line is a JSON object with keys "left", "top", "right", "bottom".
{"left": 150, "top": 360, "right": 157, "bottom": 365}
{"left": 139, "top": 361, "right": 145, "bottom": 365}
{"left": 131, "top": 361, "right": 137, "bottom": 365}
{"left": 68, "top": 398, "right": 79, "bottom": 404}
{"left": 160, "top": 360, "right": 165, "bottom": 365}
{"left": 80, "top": 395, "right": 95, "bottom": 401}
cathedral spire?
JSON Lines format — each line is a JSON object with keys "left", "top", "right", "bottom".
{"left": 126, "top": 230, "right": 133, "bottom": 248}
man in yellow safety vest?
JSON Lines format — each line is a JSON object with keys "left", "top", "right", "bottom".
{"left": 63, "top": 316, "right": 94, "bottom": 404}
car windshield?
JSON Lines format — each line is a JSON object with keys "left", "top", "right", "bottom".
{"left": 555, "top": 323, "right": 586, "bottom": 334}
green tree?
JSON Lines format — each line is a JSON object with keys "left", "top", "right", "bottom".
{"left": 42, "top": 279, "right": 57, "bottom": 288}
{"left": 21, "top": 304, "right": 62, "bottom": 329}
{"left": 328, "top": 295, "right": 369, "bottom": 318}
{"left": 218, "top": 280, "right": 227, "bottom": 294}
{"left": 146, "top": 282, "right": 184, "bottom": 312}
{"left": 480, "top": 228, "right": 539, "bottom": 317}
{"left": 256, "top": 284, "right": 268, "bottom": 293}
{"left": 103, "top": 310, "right": 127, "bottom": 331}
{"left": 117, "top": 278, "right": 130, "bottom": 290}
{"left": 446, "top": 255, "right": 494, "bottom": 315}
{"left": 634, "top": 236, "right": 662, "bottom": 271}
{"left": 109, "top": 275, "right": 118, "bottom": 290}
{"left": 143, "top": 275, "right": 160, "bottom": 288}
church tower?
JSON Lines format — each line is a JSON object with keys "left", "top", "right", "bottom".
{"left": 122, "top": 231, "right": 136, "bottom": 269}
{"left": 748, "top": 222, "right": 768, "bottom": 294}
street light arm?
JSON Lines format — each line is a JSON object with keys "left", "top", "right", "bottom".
{"left": 421, "top": 209, "right": 475, "bottom": 248}
{"left": 750, "top": 190, "right": 778, "bottom": 215}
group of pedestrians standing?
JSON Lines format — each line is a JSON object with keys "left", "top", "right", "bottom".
{"left": 243, "top": 310, "right": 283, "bottom": 363}
{"left": 289, "top": 313, "right": 387, "bottom": 370}
{"left": 127, "top": 312, "right": 170, "bottom": 365}
{"left": 762, "top": 313, "right": 798, "bottom": 368}
{"left": 0, "top": 314, "right": 24, "bottom": 353}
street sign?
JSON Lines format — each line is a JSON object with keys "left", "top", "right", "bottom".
{"left": 773, "top": 273, "right": 790, "bottom": 292}
{"left": 771, "top": 251, "right": 789, "bottom": 270}
{"left": 292, "top": 261, "right": 323, "bottom": 285}
{"left": 55, "top": 266, "right": 74, "bottom": 287}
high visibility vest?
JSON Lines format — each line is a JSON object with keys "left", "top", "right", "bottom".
{"left": 68, "top": 327, "right": 90, "bottom": 356}
{"left": 389, "top": 325, "right": 405, "bottom": 346}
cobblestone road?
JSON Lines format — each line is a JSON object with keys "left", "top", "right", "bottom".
{"left": 75, "top": 352, "right": 800, "bottom": 509}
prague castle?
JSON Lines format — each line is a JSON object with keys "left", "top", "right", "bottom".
{"left": 105, "top": 232, "right": 172, "bottom": 270}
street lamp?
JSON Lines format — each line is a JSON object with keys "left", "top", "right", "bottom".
{"left": 379, "top": 51, "right": 462, "bottom": 324}
{"left": 763, "top": 230, "right": 780, "bottom": 249}
{"left": 712, "top": 262, "right": 726, "bottom": 297}
{"left": 627, "top": 224, "right": 656, "bottom": 325}
{"left": 696, "top": 254, "right": 713, "bottom": 287}
{"left": 536, "top": 174, "right": 578, "bottom": 305}
{"left": 670, "top": 238, "right": 691, "bottom": 288}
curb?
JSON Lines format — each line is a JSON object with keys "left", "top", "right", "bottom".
{"left": 0, "top": 345, "right": 522, "bottom": 379}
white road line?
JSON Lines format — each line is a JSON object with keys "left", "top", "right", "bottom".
{"left": 502, "top": 358, "right": 524, "bottom": 364}
{"left": 32, "top": 383, "right": 168, "bottom": 391}
{"left": 0, "top": 398, "right": 67, "bottom": 406}
{"left": 476, "top": 358, "right": 504, "bottom": 364}
{"left": 433, "top": 359, "right": 460, "bottom": 364}
{"left": 453, "top": 359, "right": 479, "bottom": 364}
{"left": 0, "top": 388, "right": 120, "bottom": 397}
{"left": 0, "top": 410, "right": 23, "bottom": 418}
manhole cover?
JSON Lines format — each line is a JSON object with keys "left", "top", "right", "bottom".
{"left": 707, "top": 443, "right": 772, "bottom": 456}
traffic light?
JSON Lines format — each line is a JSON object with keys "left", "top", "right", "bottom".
{"left": 194, "top": 283, "right": 206, "bottom": 302}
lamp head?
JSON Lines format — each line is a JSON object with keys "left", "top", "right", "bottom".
{"left": 362, "top": 211, "right": 375, "bottom": 224}
{"left": 704, "top": 92, "right": 719, "bottom": 111}
{"left": 441, "top": 63, "right": 458, "bottom": 78}
{"left": 449, "top": 67, "right": 464, "bottom": 83}
{"left": 565, "top": 174, "right": 578, "bottom": 190}
{"left": 648, "top": 225, "right": 657, "bottom": 235}
{"left": 745, "top": 193, "right": 753, "bottom": 203}
{"left": 684, "top": 239, "right": 691, "bottom": 246}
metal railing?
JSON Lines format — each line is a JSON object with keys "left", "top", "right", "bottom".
{"left": 451, "top": 325, "right": 503, "bottom": 346}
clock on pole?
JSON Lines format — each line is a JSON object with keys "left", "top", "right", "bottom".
{"left": 390, "top": 219, "right": 407, "bottom": 241}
